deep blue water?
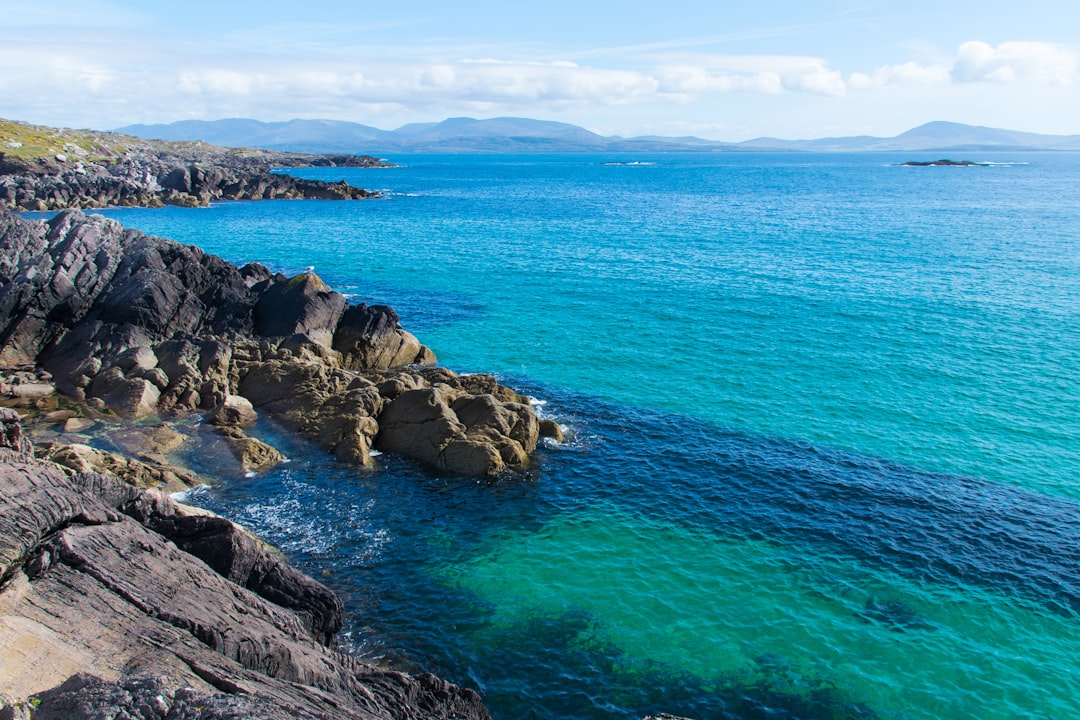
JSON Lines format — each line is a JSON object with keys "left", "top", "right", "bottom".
{"left": 51, "top": 152, "right": 1080, "bottom": 719}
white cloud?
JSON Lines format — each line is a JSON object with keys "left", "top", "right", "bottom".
{"left": 655, "top": 55, "right": 846, "bottom": 97}
{"left": 849, "top": 41, "right": 1077, "bottom": 92}
{"left": 849, "top": 61, "right": 951, "bottom": 89}
{"left": 952, "top": 40, "right": 1077, "bottom": 85}
{"left": 2, "top": 18, "right": 1076, "bottom": 138}
{"left": 782, "top": 63, "right": 846, "bottom": 96}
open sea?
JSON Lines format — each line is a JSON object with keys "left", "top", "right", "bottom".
{"left": 67, "top": 152, "right": 1080, "bottom": 719}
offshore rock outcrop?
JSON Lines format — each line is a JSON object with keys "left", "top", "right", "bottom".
{"left": 0, "top": 209, "right": 544, "bottom": 477}
{"left": 0, "top": 119, "right": 388, "bottom": 211}
{"left": 0, "top": 409, "right": 490, "bottom": 719}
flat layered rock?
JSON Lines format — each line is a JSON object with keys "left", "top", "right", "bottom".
{"left": 0, "top": 410, "right": 490, "bottom": 719}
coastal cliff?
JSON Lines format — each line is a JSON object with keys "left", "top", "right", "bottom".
{"left": 0, "top": 408, "right": 490, "bottom": 719}
{"left": 0, "top": 118, "right": 387, "bottom": 211}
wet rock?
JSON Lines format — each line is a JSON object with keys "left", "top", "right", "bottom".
{"left": 35, "top": 441, "right": 199, "bottom": 491}
{"left": 539, "top": 418, "right": 565, "bottom": 442}
{"left": 41, "top": 409, "right": 77, "bottom": 423}
{"left": 8, "top": 382, "right": 54, "bottom": 399}
{"left": 377, "top": 383, "right": 538, "bottom": 476}
{"left": 209, "top": 394, "right": 258, "bottom": 428}
{"left": 61, "top": 417, "right": 95, "bottom": 433}
{"left": 111, "top": 423, "right": 187, "bottom": 457}
{"left": 239, "top": 359, "right": 383, "bottom": 467}
{"left": 215, "top": 427, "right": 285, "bottom": 473}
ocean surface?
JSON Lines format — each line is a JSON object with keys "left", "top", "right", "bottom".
{"left": 64, "top": 153, "right": 1080, "bottom": 719}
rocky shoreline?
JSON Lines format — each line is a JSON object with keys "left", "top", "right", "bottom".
{"left": 0, "top": 209, "right": 555, "bottom": 477}
{"left": 0, "top": 408, "right": 490, "bottom": 719}
{"left": 1, "top": 118, "right": 388, "bottom": 211}
{"left": 0, "top": 206, "right": 561, "bottom": 716}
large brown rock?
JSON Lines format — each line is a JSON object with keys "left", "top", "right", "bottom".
{"left": 377, "top": 383, "right": 539, "bottom": 476}
{"left": 209, "top": 394, "right": 258, "bottom": 428}
{"left": 0, "top": 416, "right": 491, "bottom": 720}
{"left": 333, "top": 304, "right": 435, "bottom": 371}
{"left": 239, "top": 359, "right": 384, "bottom": 466}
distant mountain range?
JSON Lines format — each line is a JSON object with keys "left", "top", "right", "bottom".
{"left": 115, "top": 118, "right": 1080, "bottom": 154}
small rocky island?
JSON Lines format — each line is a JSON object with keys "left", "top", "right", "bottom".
{"left": 0, "top": 117, "right": 389, "bottom": 211}
{"left": 0, "top": 203, "right": 561, "bottom": 716}
{"left": 900, "top": 159, "right": 988, "bottom": 166}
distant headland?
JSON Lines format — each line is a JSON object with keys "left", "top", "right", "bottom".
{"left": 0, "top": 118, "right": 388, "bottom": 212}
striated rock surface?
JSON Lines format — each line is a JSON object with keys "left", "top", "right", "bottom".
{"left": 0, "top": 209, "right": 542, "bottom": 476}
{"left": 0, "top": 409, "right": 491, "bottom": 719}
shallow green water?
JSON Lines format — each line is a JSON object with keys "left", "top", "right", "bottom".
{"left": 455, "top": 507, "right": 1080, "bottom": 718}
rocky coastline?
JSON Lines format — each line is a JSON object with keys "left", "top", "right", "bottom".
{"left": 0, "top": 209, "right": 553, "bottom": 477}
{"left": 0, "top": 206, "right": 559, "bottom": 716}
{"left": 1, "top": 118, "right": 389, "bottom": 211}
{"left": 0, "top": 408, "right": 490, "bottom": 719}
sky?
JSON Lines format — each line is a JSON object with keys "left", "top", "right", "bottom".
{"left": 1, "top": 0, "right": 1078, "bottom": 141}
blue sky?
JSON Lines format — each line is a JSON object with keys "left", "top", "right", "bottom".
{"left": 1, "top": 0, "right": 1077, "bottom": 140}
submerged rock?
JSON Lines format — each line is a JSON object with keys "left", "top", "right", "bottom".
{"left": 539, "top": 418, "right": 565, "bottom": 442}
{"left": 858, "top": 595, "right": 937, "bottom": 632}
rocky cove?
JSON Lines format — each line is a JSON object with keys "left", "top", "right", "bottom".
{"left": 0, "top": 206, "right": 562, "bottom": 718}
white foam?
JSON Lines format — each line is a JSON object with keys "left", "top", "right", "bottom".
{"left": 170, "top": 484, "right": 211, "bottom": 503}
{"left": 369, "top": 449, "right": 383, "bottom": 457}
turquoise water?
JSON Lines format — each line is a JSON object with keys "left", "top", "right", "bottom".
{"left": 73, "top": 153, "right": 1080, "bottom": 718}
